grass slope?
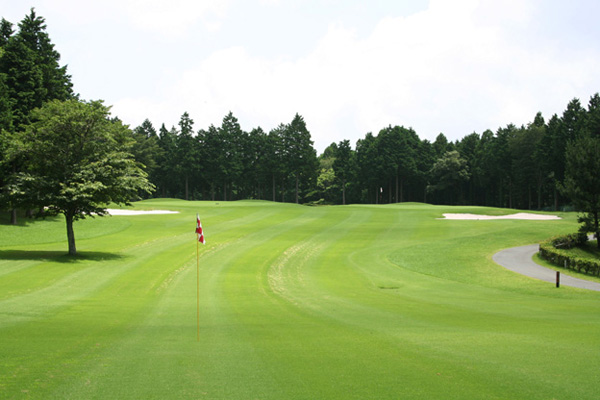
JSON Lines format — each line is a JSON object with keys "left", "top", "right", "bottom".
{"left": 1, "top": 200, "right": 599, "bottom": 399}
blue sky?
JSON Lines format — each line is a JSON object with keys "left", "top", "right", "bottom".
{"left": 2, "top": 0, "right": 599, "bottom": 152}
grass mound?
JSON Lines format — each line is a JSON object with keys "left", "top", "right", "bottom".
{"left": 1, "top": 200, "right": 598, "bottom": 399}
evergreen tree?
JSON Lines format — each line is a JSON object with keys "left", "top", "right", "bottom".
{"left": 586, "top": 93, "right": 600, "bottom": 138}
{"left": 355, "top": 132, "right": 381, "bottom": 203}
{"left": 561, "top": 135, "right": 600, "bottom": 248}
{"left": 0, "top": 18, "right": 13, "bottom": 46}
{"left": 283, "top": 114, "right": 318, "bottom": 204}
{"left": 0, "top": 9, "right": 73, "bottom": 223}
{"left": 155, "top": 124, "right": 178, "bottom": 197}
{"left": 415, "top": 138, "right": 436, "bottom": 203}
{"left": 472, "top": 129, "right": 495, "bottom": 206}
{"left": 498, "top": 125, "right": 518, "bottom": 207}
{"left": 456, "top": 133, "right": 479, "bottom": 204}
{"left": 176, "top": 112, "right": 196, "bottom": 200}
{"left": 246, "top": 127, "right": 268, "bottom": 199}
{"left": 528, "top": 113, "right": 550, "bottom": 209}
{"left": 132, "top": 119, "right": 162, "bottom": 193}
{"left": 509, "top": 125, "right": 541, "bottom": 209}
{"left": 333, "top": 139, "right": 353, "bottom": 205}
{"left": 395, "top": 126, "right": 420, "bottom": 202}
{"left": 197, "top": 125, "right": 224, "bottom": 201}
{"left": 0, "top": 18, "right": 14, "bottom": 132}
{"left": 267, "top": 125, "right": 287, "bottom": 202}
{"left": 432, "top": 133, "right": 451, "bottom": 159}
{"left": 218, "top": 112, "right": 244, "bottom": 200}
{"left": 0, "top": 8, "right": 73, "bottom": 129}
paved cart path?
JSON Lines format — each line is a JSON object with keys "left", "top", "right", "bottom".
{"left": 493, "top": 244, "right": 600, "bottom": 291}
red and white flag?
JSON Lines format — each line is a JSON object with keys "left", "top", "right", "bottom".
{"left": 196, "top": 214, "right": 205, "bottom": 244}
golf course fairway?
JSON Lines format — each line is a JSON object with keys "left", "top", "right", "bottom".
{"left": 1, "top": 199, "right": 599, "bottom": 399}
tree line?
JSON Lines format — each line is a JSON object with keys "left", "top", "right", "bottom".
{"left": 134, "top": 111, "right": 318, "bottom": 205}
{"left": 128, "top": 94, "right": 599, "bottom": 212}
{"left": 1, "top": 9, "right": 599, "bottom": 232}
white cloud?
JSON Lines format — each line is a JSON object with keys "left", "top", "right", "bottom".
{"left": 121, "top": 0, "right": 230, "bottom": 37}
{"left": 107, "top": 0, "right": 600, "bottom": 151}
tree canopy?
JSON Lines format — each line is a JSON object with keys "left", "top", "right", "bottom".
{"left": 561, "top": 135, "right": 600, "bottom": 247}
{"left": 13, "top": 99, "right": 153, "bottom": 255}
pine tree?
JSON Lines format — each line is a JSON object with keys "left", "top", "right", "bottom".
{"left": 0, "top": 9, "right": 74, "bottom": 223}
{"left": 132, "top": 119, "right": 162, "bottom": 192}
{"left": 0, "top": 8, "right": 73, "bottom": 129}
{"left": 176, "top": 112, "right": 196, "bottom": 200}
{"left": 586, "top": 93, "right": 600, "bottom": 138}
{"left": 284, "top": 114, "right": 318, "bottom": 204}
{"left": 155, "top": 124, "right": 178, "bottom": 197}
{"left": 333, "top": 140, "right": 353, "bottom": 205}
{"left": 561, "top": 136, "right": 600, "bottom": 248}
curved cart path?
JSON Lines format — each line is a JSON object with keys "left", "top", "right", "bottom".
{"left": 493, "top": 244, "right": 600, "bottom": 291}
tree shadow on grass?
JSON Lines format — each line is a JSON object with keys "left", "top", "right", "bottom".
{"left": 0, "top": 250, "right": 126, "bottom": 263}
{"left": 0, "top": 211, "right": 63, "bottom": 226}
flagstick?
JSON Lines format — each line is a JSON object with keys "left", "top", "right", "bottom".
{"left": 196, "top": 238, "right": 200, "bottom": 342}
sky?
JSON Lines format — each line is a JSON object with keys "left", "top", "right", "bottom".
{"left": 2, "top": 0, "right": 600, "bottom": 153}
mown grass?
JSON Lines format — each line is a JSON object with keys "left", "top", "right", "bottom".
{"left": 1, "top": 199, "right": 599, "bottom": 399}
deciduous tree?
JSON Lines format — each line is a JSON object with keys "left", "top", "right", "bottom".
{"left": 427, "top": 150, "right": 470, "bottom": 204}
{"left": 13, "top": 99, "right": 153, "bottom": 255}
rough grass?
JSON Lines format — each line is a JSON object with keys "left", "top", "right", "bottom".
{"left": 569, "top": 240, "right": 600, "bottom": 259}
{"left": 1, "top": 200, "right": 599, "bottom": 399}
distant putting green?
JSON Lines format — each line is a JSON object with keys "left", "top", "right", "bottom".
{"left": 1, "top": 200, "right": 599, "bottom": 399}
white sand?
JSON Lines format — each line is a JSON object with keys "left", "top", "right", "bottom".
{"left": 106, "top": 209, "right": 179, "bottom": 216}
{"left": 440, "top": 213, "right": 561, "bottom": 220}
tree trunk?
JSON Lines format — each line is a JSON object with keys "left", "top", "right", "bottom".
{"left": 66, "top": 211, "right": 77, "bottom": 256}
{"left": 395, "top": 174, "right": 399, "bottom": 203}
{"left": 400, "top": 177, "right": 404, "bottom": 203}
{"left": 272, "top": 174, "right": 276, "bottom": 202}
{"left": 295, "top": 175, "right": 299, "bottom": 204}
{"left": 537, "top": 175, "right": 542, "bottom": 210}
{"left": 508, "top": 179, "right": 513, "bottom": 209}
{"left": 342, "top": 178, "right": 346, "bottom": 205}
{"left": 10, "top": 163, "right": 18, "bottom": 225}
{"left": 185, "top": 175, "right": 189, "bottom": 201}
{"left": 594, "top": 211, "right": 600, "bottom": 250}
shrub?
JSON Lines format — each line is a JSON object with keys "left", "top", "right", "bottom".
{"left": 539, "top": 234, "right": 600, "bottom": 277}
{"left": 550, "top": 232, "right": 588, "bottom": 249}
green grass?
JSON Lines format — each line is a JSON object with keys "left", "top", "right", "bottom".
{"left": 567, "top": 240, "right": 600, "bottom": 259}
{"left": 1, "top": 199, "right": 599, "bottom": 399}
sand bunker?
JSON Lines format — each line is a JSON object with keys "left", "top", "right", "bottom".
{"left": 106, "top": 209, "right": 179, "bottom": 216}
{"left": 440, "top": 213, "right": 561, "bottom": 220}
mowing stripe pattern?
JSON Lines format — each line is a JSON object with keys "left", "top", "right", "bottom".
{"left": 1, "top": 200, "right": 599, "bottom": 399}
